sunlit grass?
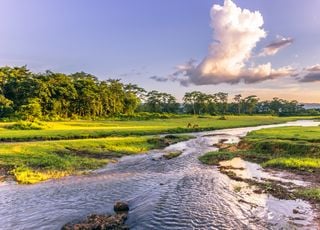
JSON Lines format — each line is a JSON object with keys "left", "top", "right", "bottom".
{"left": 0, "top": 136, "right": 190, "bottom": 184}
{"left": 247, "top": 126, "right": 320, "bottom": 142}
{"left": 263, "top": 157, "right": 320, "bottom": 170}
{"left": 0, "top": 116, "right": 308, "bottom": 141}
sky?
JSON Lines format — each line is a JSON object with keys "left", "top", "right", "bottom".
{"left": 0, "top": 0, "right": 320, "bottom": 102}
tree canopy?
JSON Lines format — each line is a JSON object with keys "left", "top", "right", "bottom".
{"left": 0, "top": 66, "right": 314, "bottom": 121}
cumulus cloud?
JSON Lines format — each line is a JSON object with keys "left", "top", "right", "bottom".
{"left": 259, "top": 37, "right": 294, "bottom": 56}
{"left": 152, "top": 0, "right": 295, "bottom": 85}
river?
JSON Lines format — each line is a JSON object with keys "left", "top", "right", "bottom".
{"left": 0, "top": 120, "right": 319, "bottom": 229}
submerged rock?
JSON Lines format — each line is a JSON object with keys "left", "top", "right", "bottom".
{"left": 62, "top": 201, "right": 129, "bottom": 230}
{"left": 114, "top": 201, "right": 129, "bottom": 213}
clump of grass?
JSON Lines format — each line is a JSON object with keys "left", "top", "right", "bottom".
{"left": 295, "top": 188, "right": 320, "bottom": 201}
{"left": 163, "top": 151, "right": 182, "bottom": 160}
{"left": 199, "top": 151, "right": 235, "bottom": 165}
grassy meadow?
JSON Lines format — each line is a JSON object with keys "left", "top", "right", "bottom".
{"left": 0, "top": 115, "right": 316, "bottom": 184}
{"left": 0, "top": 116, "right": 307, "bottom": 142}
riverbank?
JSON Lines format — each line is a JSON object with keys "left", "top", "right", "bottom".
{"left": 0, "top": 135, "right": 191, "bottom": 184}
{"left": 199, "top": 125, "right": 320, "bottom": 203}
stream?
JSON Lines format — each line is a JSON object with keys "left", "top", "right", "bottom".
{"left": 0, "top": 120, "right": 319, "bottom": 229}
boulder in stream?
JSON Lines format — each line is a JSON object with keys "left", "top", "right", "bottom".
{"left": 62, "top": 201, "right": 129, "bottom": 230}
{"left": 114, "top": 201, "right": 129, "bottom": 213}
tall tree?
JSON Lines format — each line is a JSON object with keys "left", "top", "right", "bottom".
{"left": 233, "top": 94, "right": 242, "bottom": 114}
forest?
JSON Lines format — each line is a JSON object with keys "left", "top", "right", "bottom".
{"left": 0, "top": 66, "right": 318, "bottom": 121}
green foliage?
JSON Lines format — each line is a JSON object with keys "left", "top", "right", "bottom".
{"left": 19, "top": 98, "right": 42, "bottom": 121}
{"left": 0, "top": 67, "right": 142, "bottom": 120}
{"left": 0, "top": 66, "right": 316, "bottom": 120}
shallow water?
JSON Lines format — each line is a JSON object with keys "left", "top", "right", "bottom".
{"left": 0, "top": 120, "right": 319, "bottom": 230}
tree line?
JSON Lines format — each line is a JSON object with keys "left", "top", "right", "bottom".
{"left": 0, "top": 66, "right": 316, "bottom": 120}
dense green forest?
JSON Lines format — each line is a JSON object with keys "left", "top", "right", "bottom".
{"left": 0, "top": 66, "right": 318, "bottom": 120}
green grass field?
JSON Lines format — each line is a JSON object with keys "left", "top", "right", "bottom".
{"left": 0, "top": 116, "right": 307, "bottom": 142}
{"left": 0, "top": 115, "right": 316, "bottom": 184}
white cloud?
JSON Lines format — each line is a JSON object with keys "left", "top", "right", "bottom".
{"left": 259, "top": 37, "right": 293, "bottom": 57}
{"left": 153, "top": 0, "right": 295, "bottom": 85}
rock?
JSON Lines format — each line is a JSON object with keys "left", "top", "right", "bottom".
{"left": 253, "top": 189, "right": 263, "bottom": 194}
{"left": 114, "top": 201, "right": 129, "bottom": 213}
{"left": 62, "top": 201, "right": 129, "bottom": 230}
{"left": 62, "top": 213, "right": 129, "bottom": 230}
{"left": 218, "top": 138, "right": 229, "bottom": 143}
{"left": 293, "top": 208, "right": 299, "bottom": 214}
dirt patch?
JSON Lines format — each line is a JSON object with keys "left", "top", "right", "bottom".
{"left": 212, "top": 143, "right": 239, "bottom": 152}
{"left": 0, "top": 165, "right": 14, "bottom": 183}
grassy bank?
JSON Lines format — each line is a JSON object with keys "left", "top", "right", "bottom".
{"left": 0, "top": 135, "right": 190, "bottom": 184}
{"left": 199, "top": 125, "right": 320, "bottom": 202}
{"left": 244, "top": 126, "right": 320, "bottom": 171}
{"left": 0, "top": 116, "right": 308, "bottom": 142}
{"left": 200, "top": 126, "right": 320, "bottom": 171}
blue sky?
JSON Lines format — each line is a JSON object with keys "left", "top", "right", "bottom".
{"left": 0, "top": 0, "right": 320, "bottom": 102}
